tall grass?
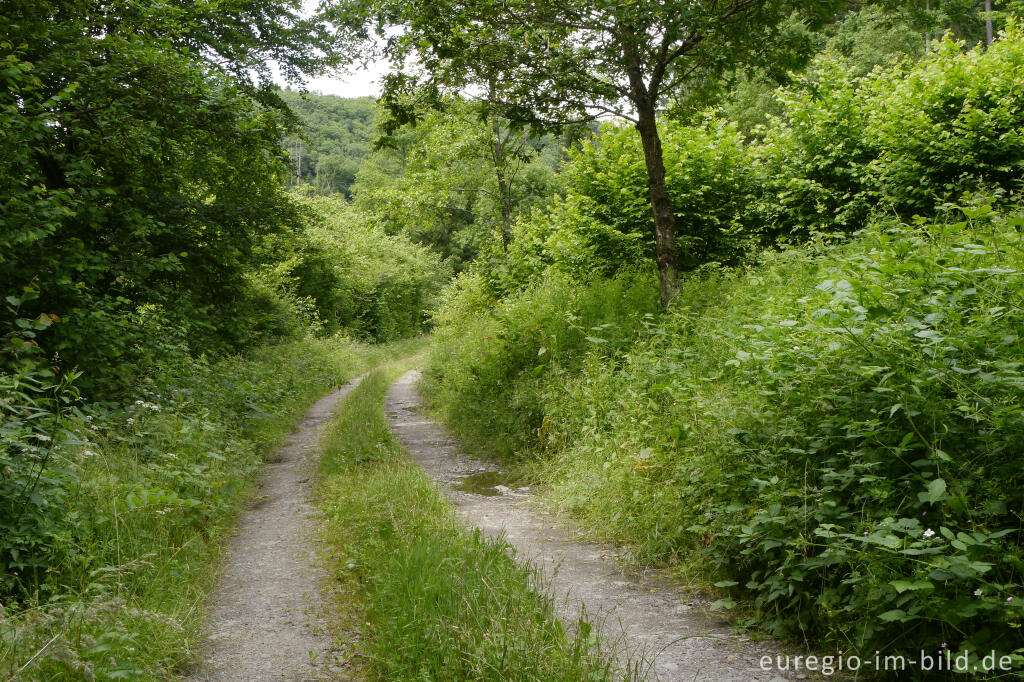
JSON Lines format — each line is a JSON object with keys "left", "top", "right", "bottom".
{"left": 316, "top": 360, "right": 630, "bottom": 681}
{"left": 0, "top": 336, "right": 414, "bottom": 680}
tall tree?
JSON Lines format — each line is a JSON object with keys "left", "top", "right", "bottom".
{"left": 342, "top": 0, "right": 841, "bottom": 304}
{"left": 1, "top": 0, "right": 348, "bottom": 391}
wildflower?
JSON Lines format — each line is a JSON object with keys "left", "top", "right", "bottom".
{"left": 863, "top": 531, "right": 869, "bottom": 536}
{"left": 974, "top": 589, "right": 983, "bottom": 597}
{"left": 126, "top": 417, "right": 134, "bottom": 426}
{"left": 135, "top": 399, "right": 144, "bottom": 405}
{"left": 923, "top": 528, "right": 936, "bottom": 538}
{"left": 83, "top": 450, "right": 97, "bottom": 458}
{"left": 85, "top": 415, "right": 93, "bottom": 422}
{"left": 90, "top": 425, "right": 99, "bottom": 431}
{"left": 941, "top": 642, "right": 947, "bottom": 649}
{"left": 1009, "top": 597, "right": 1015, "bottom": 602}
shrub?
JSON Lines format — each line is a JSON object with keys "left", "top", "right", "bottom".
{"left": 426, "top": 200, "right": 1024, "bottom": 672}
{"left": 256, "top": 196, "right": 450, "bottom": 341}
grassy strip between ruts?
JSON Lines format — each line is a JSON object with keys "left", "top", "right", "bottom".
{"left": 315, "top": 358, "right": 631, "bottom": 681}
{"left": 1, "top": 336, "right": 421, "bottom": 680}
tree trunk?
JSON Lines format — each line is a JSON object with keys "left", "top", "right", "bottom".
{"left": 634, "top": 97, "right": 680, "bottom": 306}
{"left": 492, "top": 120, "right": 513, "bottom": 252}
{"left": 986, "top": 0, "right": 994, "bottom": 46}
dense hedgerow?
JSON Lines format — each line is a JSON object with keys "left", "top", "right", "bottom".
{"left": 425, "top": 202, "right": 1024, "bottom": 672}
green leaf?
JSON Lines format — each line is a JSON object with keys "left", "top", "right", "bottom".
{"left": 918, "top": 478, "right": 947, "bottom": 504}
{"left": 890, "top": 580, "right": 933, "bottom": 593}
{"left": 879, "top": 609, "right": 909, "bottom": 622}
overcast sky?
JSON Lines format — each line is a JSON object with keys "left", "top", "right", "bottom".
{"left": 299, "top": 61, "right": 390, "bottom": 98}
{"left": 274, "top": 59, "right": 389, "bottom": 99}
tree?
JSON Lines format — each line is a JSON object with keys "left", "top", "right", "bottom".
{"left": 0, "top": 0, "right": 346, "bottom": 392}
{"left": 353, "top": 98, "right": 558, "bottom": 269}
{"left": 342, "top": 0, "right": 842, "bottom": 304}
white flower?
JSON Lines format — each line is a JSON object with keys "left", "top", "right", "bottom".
{"left": 126, "top": 418, "right": 134, "bottom": 426}
{"left": 135, "top": 400, "right": 144, "bottom": 405}
{"left": 974, "top": 589, "right": 983, "bottom": 597}
{"left": 923, "top": 528, "right": 936, "bottom": 538}
{"left": 85, "top": 415, "right": 93, "bottom": 422}
{"left": 83, "top": 450, "right": 97, "bottom": 458}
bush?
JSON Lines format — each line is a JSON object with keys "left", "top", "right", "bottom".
{"left": 423, "top": 268, "right": 660, "bottom": 461}
{"left": 755, "top": 23, "right": 1024, "bottom": 239}
{"left": 426, "top": 200, "right": 1024, "bottom": 673}
{"left": 256, "top": 196, "right": 450, "bottom": 341}
{"left": 565, "top": 119, "right": 760, "bottom": 270}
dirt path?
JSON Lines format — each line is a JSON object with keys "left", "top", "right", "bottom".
{"left": 187, "top": 377, "right": 364, "bottom": 682}
{"left": 385, "top": 370, "right": 794, "bottom": 682}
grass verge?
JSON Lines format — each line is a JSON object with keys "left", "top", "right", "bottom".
{"left": 315, "top": 357, "right": 628, "bottom": 681}
{"left": 0, "top": 336, "right": 421, "bottom": 680}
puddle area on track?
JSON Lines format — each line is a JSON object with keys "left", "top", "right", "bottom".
{"left": 451, "top": 470, "right": 522, "bottom": 496}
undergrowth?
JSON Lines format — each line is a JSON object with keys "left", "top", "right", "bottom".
{"left": 0, "top": 336, "right": 413, "bottom": 680}
{"left": 316, "top": 360, "right": 630, "bottom": 681}
{"left": 424, "top": 203, "right": 1024, "bottom": 677}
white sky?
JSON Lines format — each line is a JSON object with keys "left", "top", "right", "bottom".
{"left": 271, "top": 0, "right": 391, "bottom": 99}
{"left": 291, "top": 61, "right": 390, "bottom": 99}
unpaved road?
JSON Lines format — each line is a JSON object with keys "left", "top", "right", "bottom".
{"left": 385, "top": 370, "right": 794, "bottom": 682}
{"left": 188, "top": 377, "right": 363, "bottom": 682}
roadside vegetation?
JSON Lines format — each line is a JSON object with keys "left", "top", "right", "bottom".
{"left": 1, "top": 0, "right": 445, "bottom": 677}
{"left": 0, "top": 339, "right": 413, "bottom": 679}
{"left": 316, "top": 359, "right": 630, "bottom": 681}
{"left": 421, "top": 24, "right": 1024, "bottom": 675}
{"left": 6, "top": 0, "right": 1024, "bottom": 678}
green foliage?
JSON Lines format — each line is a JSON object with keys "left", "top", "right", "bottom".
{"left": 865, "top": 30, "right": 1024, "bottom": 215}
{"left": 352, "top": 101, "right": 560, "bottom": 271}
{"left": 0, "top": 337, "right": 404, "bottom": 678}
{"left": 425, "top": 201, "right": 1024, "bottom": 673}
{"left": 565, "top": 120, "right": 760, "bottom": 271}
{"left": 256, "top": 196, "right": 449, "bottom": 341}
{"left": 0, "top": 368, "right": 79, "bottom": 596}
{"left": 0, "top": 0, "right": 343, "bottom": 396}
{"left": 318, "top": 363, "right": 625, "bottom": 681}
{"left": 279, "top": 91, "right": 376, "bottom": 197}
{"left": 424, "top": 270, "right": 660, "bottom": 462}
{"left": 757, "top": 24, "right": 1024, "bottom": 237}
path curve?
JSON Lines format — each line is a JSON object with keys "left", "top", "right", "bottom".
{"left": 188, "top": 376, "right": 363, "bottom": 681}
{"left": 385, "top": 370, "right": 793, "bottom": 682}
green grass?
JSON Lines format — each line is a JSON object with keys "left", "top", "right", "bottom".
{"left": 0, "top": 336, "right": 420, "bottom": 680}
{"left": 315, "top": 356, "right": 630, "bottom": 681}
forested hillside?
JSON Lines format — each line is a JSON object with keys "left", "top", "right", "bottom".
{"left": 280, "top": 91, "right": 376, "bottom": 197}
{"left": 4, "top": 0, "right": 1024, "bottom": 678}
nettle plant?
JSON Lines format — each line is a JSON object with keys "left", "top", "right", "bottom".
{"left": 692, "top": 201, "right": 1024, "bottom": 665}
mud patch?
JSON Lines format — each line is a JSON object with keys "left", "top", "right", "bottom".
{"left": 451, "top": 470, "right": 514, "bottom": 496}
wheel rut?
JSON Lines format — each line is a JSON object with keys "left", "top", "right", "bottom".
{"left": 188, "top": 376, "right": 364, "bottom": 681}
{"left": 385, "top": 369, "right": 795, "bottom": 682}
